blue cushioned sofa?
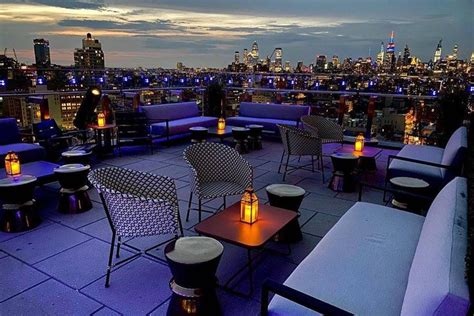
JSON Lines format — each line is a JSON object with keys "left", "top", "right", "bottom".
{"left": 262, "top": 177, "right": 470, "bottom": 315}
{"left": 387, "top": 126, "right": 467, "bottom": 190}
{"left": 226, "top": 102, "right": 311, "bottom": 133}
{"left": 0, "top": 118, "right": 46, "bottom": 163}
{"left": 140, "top": 102, "right": 218, "bottom": 141}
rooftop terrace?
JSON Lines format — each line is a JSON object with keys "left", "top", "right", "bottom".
{"left": 0, "top": 139, "right": 399, "bottom": 315}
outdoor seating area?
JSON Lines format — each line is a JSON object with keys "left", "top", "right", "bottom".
{"left": 0, "top": 112, "right": 471, "bottom": 315}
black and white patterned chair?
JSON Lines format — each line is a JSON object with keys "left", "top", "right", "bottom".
{"left": 183, "top": 142, "right": 253, "bottom": 222}
{"left": 88, "top": 167, "right": 183, "bottom": 287}
{"left": 277, "top": 124, "right": 325, "bottom": 182}
{"left": 301, "top": 115, "right": 344, "bottom": 147}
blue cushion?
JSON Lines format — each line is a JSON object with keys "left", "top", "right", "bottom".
{"left": 0, "top": 118, "right": 21, "bottom": 145}
{"left": 239, "top": 102, "right": 310, "bottom": 121}
{"left": 226, "top": 116, "right": 298, "bottom": 132}
{"left": 0, "top": 143, "right": 46, "bottom": 163}
{"left": 140, "top": 102, "right": 199, "bottom": 122}
{"left": 150, "top": 116, "right": 217, "bottom": 135}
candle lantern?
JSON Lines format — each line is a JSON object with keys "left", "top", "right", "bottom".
{"left": 240, "top": 187, "right": 258, "bottom": 224}
{"left": 97, "top": 112, "right": 105, "bottom": 127}
{"left": 355, "top": 134, "right": 365, "bottom": 152}
{"left": 218, "top": 117, "right": 226, "bottom": 130}
{"left": 5, "top": 151, "right": 21, "bottom": 177}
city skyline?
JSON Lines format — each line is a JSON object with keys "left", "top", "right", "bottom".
{"left": 0, "top": 0, "right": 472, "bottom": 68}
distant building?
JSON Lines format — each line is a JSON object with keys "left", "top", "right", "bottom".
{"left": 177, "top": 62, "right": 184, "bottom": 71}
{"left": 33, "top": 38, "right": 51, "bottom": 68}
{"left": 74, "top": 33, "right": 105, "bottom": 69}
{"left": 274, "top": 48, "right": 282, "bottom": 72}
{"left": 433, "top": 39, "right": 442, "bottom": 64}
{"left": 234, "top": 51, "right": 240, "bottom": 64}
{"left": 376, "top": 42, "right": 385, "bottom": 67}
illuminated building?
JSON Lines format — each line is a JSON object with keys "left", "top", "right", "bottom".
{"left": 376, "top": 42, "right": 385, "bottom": 67}
{"left": 315, "top": 55, "right": 327, "bottom": 72}
{"left": 234, "top": 51, "right": 240, "bottom": 64}
{"left": 33, "top": 39, "right": 51, "bottom": 68}
{"left": 433, "top": 39, "right": 442, "bottom": 64}
{"left": 284, "top": 61, "right": 291, "bottom": 72}
{"left": 332, "top": 55, "right": 340, "bottom": 69}
{"left": 251, "top": 41, "right": 259, "bottom": 64}
{"left": 402, "top": 45, "right": 410, "bottom": 66}
{"left": 74, "top": 33, "right": 105, "bottom": 69}
{"left": 274, "top": 48, "right": 282, "bottom": 72}
{"left": 385, "top": 31, "right": 396, "bottom": 71}
{"left": 243, "top": 49, "right": 248, "bottom": 65}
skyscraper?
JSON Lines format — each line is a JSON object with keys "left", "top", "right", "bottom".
{"left": 403, "top": 44, "right": 411, "bottom": 66}
{"left": 234, "top": 51, "right": 240, "bottom": 64}
{"left": 452, "top": 44, "right": 458, "bottom": 60}
{"left": 376, "top": 42, "right": 385, "bottom": 67}
{"left": 74, "top": 33, "right": 105, "bottom": 69}
{"left": 433, "top": 39, "right": 442, "bottom": 63}
{"left": 33, "top": 38, "right": 51, "bottom": 68}
{"left": 243, "top": 49, "right": 248, "bottom": 65}
{"left": 251, "top": 41, "right": 259, "bottom": 64}
{"left": 385, "top": 31, "right": 396, "bottom": 70}
{"left": 274, "top": 48, "right": 282, "bottom": 72}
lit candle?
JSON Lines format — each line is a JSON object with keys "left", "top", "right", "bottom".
{"left": 97, "top": 112, "right": 105, "bottom": 127}
{"left": 5, "top": 151, "right": 21, "bottom": 177}
{"left": 240, "top": 188, "right": 258, "bottom": 224}
{"left": 218, "top": 117, "right": 226, "bottom": 130}
{"left": 354, "top": 134, "right": 365, "bottom": 152}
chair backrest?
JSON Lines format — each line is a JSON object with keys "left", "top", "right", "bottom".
{"left": 239, "top": 102, "right": 310, "bottom": 121}
{"left": 278, "top": 124, "right": 321, "bottom": 156}
{"left": 0, "top": 118, "right": 21, "bottom": 145}
{"left": 401, "top": 177, "right": 469, "bottom": 315}
{"left": 183, "top": 142, "right": 252, "bottom": 187}
{"left": 140, "top": 102, "right": 199, "bottom": 123}
{"left": 301, "top": 115, "right": 343, "bottom": 142}
{"left": 441, "top": 126, "right": 467, "bottom": 175}
{"left": 88, "top": 167, "right": 180, "bottom": 237}
{"left": 33, "top": 119, "right": 62, "bottom": 141}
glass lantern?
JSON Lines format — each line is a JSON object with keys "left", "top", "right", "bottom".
{"left": 5, "top": 151, "right": 21, "bottom": 177}
{"left": 354, "top": 134, "right": 365, "bottom": 152}
{"left": 240, "top": 187, "right": 258, "bottom": 224}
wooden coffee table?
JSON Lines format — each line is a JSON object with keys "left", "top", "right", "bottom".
{"left": 207, "top": 126, "right": 235, "bottom": 142}
{"left": 194, "top": 202, "right": 297, "bottom": 296}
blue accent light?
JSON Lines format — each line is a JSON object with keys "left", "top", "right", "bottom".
{"left": 369, "top": 80, "right": 374, "bottom": 86}
{"left": 0, "top": 79, "right": 5, "bottom": 86}
{"left": 290, "top": 80, "right": 294, "bottom": 85}
{"left": 70, "top": 78, "right": 76, "bottom": 85}
{"left": 341, "top": 80, "right": 346, "bottom": 86}
{"left": 98, "top": 77, "right": 104, "bottom": 83}
{"left": 469, "top": 86, "right": 474, "bottom": 93}
{"left": 180, "top": 78, "right": 185, "bottom": 84}
{"left": 268, "top": 79, "right": 273, "bottom": 84}
{"left": 195, "top": 78, "right": 200, "bottom": 83}
{"left": 144, "top": 78, "right": 149, "bottom": 84}
{"left": 37, "top": 77, "right": 45, "bottom": 85}
{"left": 431, "top": 90, "right": 437, "bottom": 96}
{"left": 397, "top": 87, "right": 403, "bottom": 93}
{"left": 248, "top": 78, "right": 252, "bottom": 83}
{"left": 123, "top": 77, "right": 128, "bottom": 82}
{"left": 228, "top": 79, "right": 233, "bottom": 85}
{"left": 164, "top": 77, "right": 168, "bottom": 82}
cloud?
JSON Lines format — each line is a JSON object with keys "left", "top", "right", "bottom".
{"left": 21, "top": 0, "right": 105, "bottom": 10}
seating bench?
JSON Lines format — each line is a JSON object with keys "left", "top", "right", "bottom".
{"left": 263, "top": 177, "right": 470, "bottom": 315}
{"left": 226, "top": 102, "right": 310, "bottom": 133}
{"left": 0, "top": 118, "right": 46, "bottom": 163}
{"left": 140, "top": 102, "right": 217, "bottom": 141}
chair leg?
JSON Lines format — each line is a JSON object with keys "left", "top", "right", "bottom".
{"left": 223, "top": 196, "right": 226, "bottom": 210}
{"left": 198, "top": 199, "right": 202, "bottom": 222}
{"left": 320, "top": 155, "right": 325, "bottom": 183}
{"left": 105, "top": 232, "right": 116, "bottom": 288}
{"left": 116, "top": 236, "right": 122, "bottom": 258}
{"left": 186, "top": 192, "right": 193, "bottom": 222}
{"left": 278, "top": 151, "right": 285, "bottom": 174}
{"left": 311, "top": 155, "right": 315, "bottom": 172}
{"left": 283, "top": 154, "right": 290, "bottom": 181}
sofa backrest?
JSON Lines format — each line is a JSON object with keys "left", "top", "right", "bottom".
{"left": 239, "top": 102, "right": 310, "bottom": 121}
{"left": 0, "top": 118, "right": 21, "bottom": 145}
{"left": 441, "top": 127, "right": 467, "bottom": 177}
{"left": 140, "top": 102, "right": 199, "bottom": 123}
{"left": 401, "top": 177, "right": 469, "bottom": 315}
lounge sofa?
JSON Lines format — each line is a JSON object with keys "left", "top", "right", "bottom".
{"left": 140, "top": 102, "right": 218, "bottom": 140}
{"left": 226, "top": 102, "right": 311, "bottom": 133}
{"left": 262, "top": 177, "right": 470, "bottom": 315}
{"left": 0, "top": 118, "right": 46, "bottom": 163}
{"left": 387, "top": 126, "right": 467, "bottom": 190}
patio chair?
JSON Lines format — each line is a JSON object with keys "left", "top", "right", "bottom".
{"left": 88, "top": 167, "right": 183, "bottom": 287}
{"left": 183, "top": 142, "right": 253, "bottom": 222}
{"left": 301, "top": 115, "right": 344, "bottom": 146}
{"left": 277, "top": 124, "right": 324, "bottom": 183}
{"left": 115, "top": 111, "right": 158, "bottom": 156}
{"left": 386, "top": 126, "right": 467, "bottom": 192}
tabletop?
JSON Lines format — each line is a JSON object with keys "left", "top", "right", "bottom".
{"left": 335, "top": 146, "right": 383, "bottom": 158}
{"left": 194, "top": 202, "right": 297, "bottom": 248}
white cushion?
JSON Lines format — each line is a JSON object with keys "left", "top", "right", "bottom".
{"left": 388, "top": 144, "right": 444, "bottom": 186}
{"left": 401, "top": 177, "right": 469, "bottom": 315}
{"left": 440, "top": 127, "right": 467, "bottom": 178}
{"left": 166, "top": 237, "right": 223, "bottom": 264}
{"left": 269, "top": 202, "right": 424, "bottom": 316}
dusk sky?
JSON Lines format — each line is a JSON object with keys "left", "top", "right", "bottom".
{"left": 0, "top": 0, "right": 472, "bottom": 68}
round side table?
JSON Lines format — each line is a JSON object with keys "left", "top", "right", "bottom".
{"left": 389, "top": 177, "right": 429, "bottom": 211}
{"left": 62, "top": 150, "right": 92, "bottom": 165}
{"left": 165, "top": 236, "right": 224, "bottom": 316}
{"left": 54, "top": 164, "right": 92, "bottom": 214}
{"left": 266, "top": 184, "right": 305, "bottom": 243}
{"left": 247, "top": 125, "right": 264, "bottom": 150}
{"left": 189, "top": 127, "right": 208, "bottom": 143}
{"left": 232, "top": 127, "right": 250, "bottom": 154}
{"left": 0, "top": 175, "right": 39, "bottom": 232}
{"left": 329, "top": 153, "right": 359, "bottom": 192}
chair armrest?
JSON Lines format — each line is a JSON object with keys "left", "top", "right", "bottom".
{"left": 387, "top": 155, "right": 454, "bottom": 170}
{"left": 358, "top": 182, "right": 434, "bottom": 203}
{"left": 261, "top": 279, "right": 353, "bottom": 316}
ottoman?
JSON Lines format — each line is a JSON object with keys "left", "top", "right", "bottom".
{"left": 165, "top": 236, "right": 224, "bottom": 316}
{"left": 54, "top": 164, "right": 92, "bottom": 214}
{"left": 266, "top": 184, "right": 305, "bottom": 242}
